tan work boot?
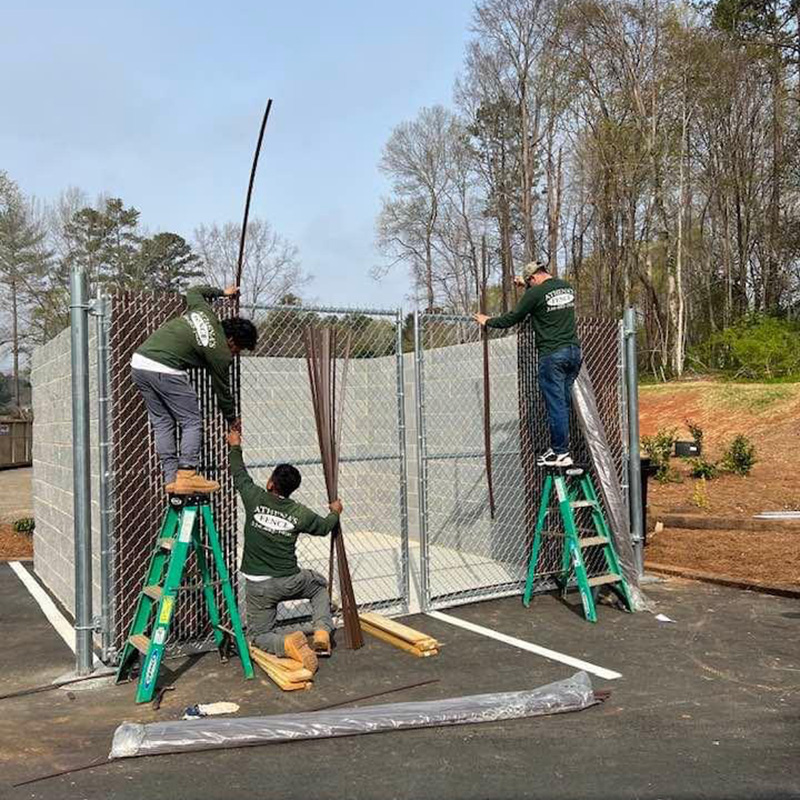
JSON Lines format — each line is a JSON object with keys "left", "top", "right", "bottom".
{"left": 284, "top": 631, "right": 318, "bottom": 673}
{"left": 312, "top": 629, "right": 331, "bottom": 656}
{"left": 166, "top": 469, "right": 220, "bottom": 495}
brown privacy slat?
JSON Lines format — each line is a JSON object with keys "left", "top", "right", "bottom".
{"left": 303, "top": 326, "right": 364, "bottom": 650}
{"left": 480, "top": 239, "right": 496, "bottom": 519}
{"left": 236, "top": 99, "right": 273, "bottom": 288}
{"left": 108, "top": 290, "right": 240, "bottom": 655}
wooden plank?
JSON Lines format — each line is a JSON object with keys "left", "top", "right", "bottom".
{"left": 249, "top": 647, "right": 313, "bottom": 681}
{"left": 359, "top": 612, "right": 438, "bottom": 647}
{"left": 129, "top": 634, "right": 150, "bottom": 654}
{"left": 361, "top": 622, "right": 439, "bottom": 658}
{"left": 250, "top": 650, "right": 313, "bottom": 691}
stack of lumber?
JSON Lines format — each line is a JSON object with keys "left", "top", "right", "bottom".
{"left": 359, "top": 612, "right": 439, "bottom": 658}
{"left": 249, "top": 645, "right": 314, "bottom": 691}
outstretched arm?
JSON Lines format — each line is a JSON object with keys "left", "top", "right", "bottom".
{"left": 305, "top": 499, "right": 342, "bottom": 537}
{"left": 227, "top": 431, "right": 262, "bottom": 508}
{"left": 474, "top": 287, "right": 539, "bottom": 330}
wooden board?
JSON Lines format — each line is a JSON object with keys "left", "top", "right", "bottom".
{"left": 361, "top": 621, "right": 439, "bottom": 658}
{"left": 359, "top": 612, "right": 438, "bottom": 647}
{"left": 249, "top": 646, "right": 314, "bottom": 690}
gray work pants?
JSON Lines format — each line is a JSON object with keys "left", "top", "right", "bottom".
{"left": 245, "top": 569, "right": 334, "bottom": 657}
{"left": 131, "top": 368, "right": 202, "bottom": 483}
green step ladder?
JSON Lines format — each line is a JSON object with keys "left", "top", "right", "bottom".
{"left": 523, "top": 464, "right": 633, "bottom": 622}
{"left": 115, "top": 493, "right": 254, "bottom": 703}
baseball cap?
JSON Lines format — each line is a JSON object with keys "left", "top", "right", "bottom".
{"left": 522, "top": 261, "right": 548, "bottom": 280}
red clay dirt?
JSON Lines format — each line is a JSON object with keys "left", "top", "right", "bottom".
{"left": 640, "top": 381, "right": 800, "bottom": 585}
{"left": 0, "top": 522, "right": 33, "bottom": 560}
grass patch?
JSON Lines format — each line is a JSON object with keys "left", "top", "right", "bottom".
{"left": 711, "top": 384, "right": 794, "bottom": 413}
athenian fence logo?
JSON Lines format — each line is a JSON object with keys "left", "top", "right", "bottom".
{"left": 545, "top": 288, "right": 574, "bottom": 312}
{"left": 186, "top": 311, "right": 217, "bottom": 348}
{"left": 253, "top": 511, "right": 297, "bottom": 535}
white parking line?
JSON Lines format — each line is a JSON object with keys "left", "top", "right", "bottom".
{"left": 427, "top": 610, "right": 622, "bottom": 680}
{"left": 8, "top": 561, "right": 76, "bottom": 653}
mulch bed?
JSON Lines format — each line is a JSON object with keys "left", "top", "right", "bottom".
{"left": 0, "top": 523, "right": 33, "bottom": 560}
{"left": 645, "top": 527, "right": 800, "bottom": 588}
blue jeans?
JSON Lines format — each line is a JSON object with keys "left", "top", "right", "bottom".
{"left": 537, "top": 345, "right": 583, "bottom": 454}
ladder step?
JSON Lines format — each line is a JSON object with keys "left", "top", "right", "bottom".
{"left": 158, "top": 538, "right": 175, "bottom": 551}
{"left": 570, "top": 500, "right": 597, "bottom": 509}
{"left": 143, "top": 585, "right": 163, "bottom": 601}
{"left": 579, "top": 536, "right": 609, "bottom": 548}
{"left": 587, "top": 573, "right": 622, "bottom": 587}
{"left": 129, "top": 634, "right": 151, "bottom": 654}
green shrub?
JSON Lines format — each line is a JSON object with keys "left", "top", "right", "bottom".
{"left": 691, "top": 315, "right": 800, "bottom": 379}
{"left": 641, "top": 427, "right": 680, "bottom": 483}
{"left": 685, "top": 418, "right": 704, "bottom": 447}
{"left": 688, "top": 457, "right": 718, "bottom": 479}
{"left": 720, "top": 434, "right": 757, "bottom": 476}
{"left": 13, "top": 517, "right": 35, "bottom": 534}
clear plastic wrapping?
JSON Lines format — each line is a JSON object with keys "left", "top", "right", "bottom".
{"left": 572, "top": 368, "right": 650, "bottom": 611}
{"left": 110, "top": 671, "right": 596, "bottom": 759}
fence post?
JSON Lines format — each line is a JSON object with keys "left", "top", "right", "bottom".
{"left": 413, "top": 311, "right": 430, "bottom": 609}
{"left": 623, "top": 306, "right": 644, "bottom": 577}
{"left": 91, "top": 292, "right": 115, "bottom": 663}
{"left": 394, "top": 309, "right": 411, "bottom": 613}
{"left": 70, "top": 268, "right": 94, "bottom": 675}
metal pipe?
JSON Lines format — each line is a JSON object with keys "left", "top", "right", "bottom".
{"left": 394, "top": 309, "right": 411, "bottom": 613}
{"left": 92, "top": 293, "right": 115, "bottom": 663}
{"left": 413, "top": 311, "right": 430, "bottom": 609}
{"left": 623, "top": 307, "right": 644, "bottom": 577}
{"left": 70, "top": 268, "right": 94, "bottom": 675}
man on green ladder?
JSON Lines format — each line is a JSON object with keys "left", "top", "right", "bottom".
{"left": 474, "top": 261, "right": 582, "bottom": 468}
{"left": 131, "top": 284, "right": 258, "bottom": 494}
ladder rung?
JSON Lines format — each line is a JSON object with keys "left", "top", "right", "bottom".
{"left": 587, "top": 573, "right": 621, "bottom": 587}
{"left": 158, "top": 538, "right": 175, "bottom": 550}
{"left": 579, "top": 536, "right": 609, "bottom": 548}
{"left": 143, "top": 585, "right": 163, "bottom": 601}
{"left": 570, "top": 500, "right": 597, "bottom": 509}
{"left": 129, "top": 634, "right": 151, "bottom": 654}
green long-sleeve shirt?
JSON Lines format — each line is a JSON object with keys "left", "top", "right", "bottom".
{"left": 135, "top": 285, "right": 236, "bottom": 420}
{"left": 486, "top": 278, "right": 580, "bottom": 356}
{"left": 230, "top": 445, "right": 340, "bottom": 577}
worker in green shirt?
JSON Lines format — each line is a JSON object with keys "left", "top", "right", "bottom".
{"left": 131, "top": 284, "right": 258, "bottom": 494}
{"left": 227, "top": 428, "right": 342, "bottom": 670}
{"left": 474, "top": 261, "right": 582, "bottom": 467}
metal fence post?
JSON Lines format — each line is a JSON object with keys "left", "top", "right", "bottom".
{"left": 412, "top": 311, "right": 430, "bottom": 609}
{"left": 70, "top": 268, "right": 94, "bottom": 674}
{"left": 91, "top": 292, "right": 115, "bottom": 663}
{"left": 394, "top": 309, "right": 411, "bottom": 613}
{"left": 623, "top": 306, "right": 644, "bottom": 577}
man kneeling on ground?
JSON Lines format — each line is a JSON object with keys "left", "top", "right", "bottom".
{"left": 227, "top": 428, "right": 341, "bottom": 672}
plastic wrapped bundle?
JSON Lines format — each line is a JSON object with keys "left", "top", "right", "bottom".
{"left": 110, "top": 671, "right": 596, "bottom": 759}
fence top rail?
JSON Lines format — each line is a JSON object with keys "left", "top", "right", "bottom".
{"left": 246, "top": 303, "right": 401, "bottom": 318}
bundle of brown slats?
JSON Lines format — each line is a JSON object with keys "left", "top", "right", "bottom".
{"left": 303, "top": 326, "right": 364, "bottom": 650}
{"left": 249, "top": 645, "right": 314, "bottom": 691}
{"left": 359, "top": 612, "right": 439, "bottom": 658}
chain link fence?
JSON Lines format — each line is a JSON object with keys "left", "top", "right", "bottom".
{"left": 239, "top": 305, "right": 409, "bottom": 626}
{"left": 415, "top": 312, "right": 629, "bottom": 610}
{"left": 108, "top": 291, "right": 240, "bottom": 658}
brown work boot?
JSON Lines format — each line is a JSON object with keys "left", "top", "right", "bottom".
{"left": 312, "top": 629, "right": 331, "bottom": 656}
{"left": 284, "top": 631, "right": 318, "bottom": 673}
{"left": 166, "top": 469, "right": 220, "bottom": 495}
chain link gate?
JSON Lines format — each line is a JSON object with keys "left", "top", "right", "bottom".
{"left": 239, "top": 305, "right": 410, "bottom": 625}
{"left": 414, "top": 312, "right": 629, "bottom": 611}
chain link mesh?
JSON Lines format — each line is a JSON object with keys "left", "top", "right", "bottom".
{"left": 238, "top": 305, "right": 409, "bottom": 625}
{"left": 109, "top": 291, "right": 240, "bottom": 657}
{"left": 417, "top": 313, "right": 628, "bottom": 610}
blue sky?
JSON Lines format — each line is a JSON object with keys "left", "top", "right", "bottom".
{"left": 0, "top": 1, "right": 475, "bottom": 309}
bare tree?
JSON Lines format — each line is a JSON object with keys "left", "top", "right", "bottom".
{"left": 194, "top": 219, "right": 308, "bottom": 310}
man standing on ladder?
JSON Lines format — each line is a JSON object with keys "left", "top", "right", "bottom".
{"left": 131, "top": 285, "right": 258, "bottom": 494}
{"left": 474, "top": 261, "right": 582, "bottom": 468}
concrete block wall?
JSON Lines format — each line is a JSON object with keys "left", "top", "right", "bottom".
{"left": 31, "top": 321, "right": 103, "bottom": 619}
